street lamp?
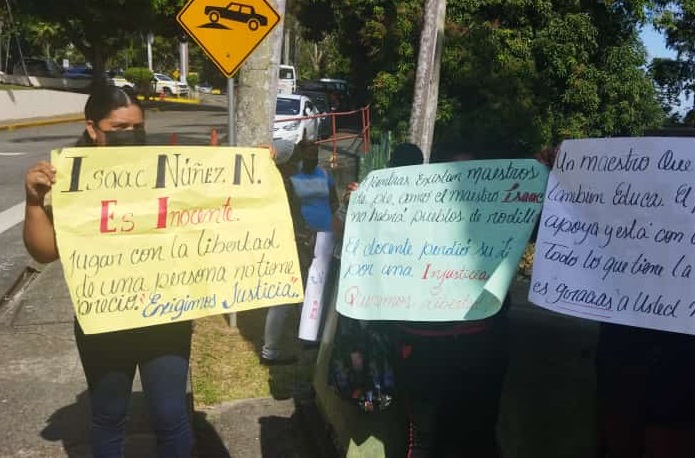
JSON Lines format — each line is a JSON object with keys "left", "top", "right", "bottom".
{"left": 146, "top": 32, "right": 154, "bottom": 71}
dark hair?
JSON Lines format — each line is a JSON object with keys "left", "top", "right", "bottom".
{"left": 388, "top": 142, "right": 423, "bottom": 167}
{"left": 430, "top": 142, "right": 479, "bottom": 163}
{"left": 76, "top": 85, "right": 143, "bottom": 146}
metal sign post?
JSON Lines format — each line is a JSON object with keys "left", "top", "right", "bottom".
{"left": 228, "top": 77, "right": 235, "bottom": 146}
{"left": 227, "top": 76, "right": 236, "bottom": 327}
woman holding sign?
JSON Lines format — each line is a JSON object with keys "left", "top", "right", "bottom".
{"left": 23, "top": 86, "right": 193, "bottom": 457}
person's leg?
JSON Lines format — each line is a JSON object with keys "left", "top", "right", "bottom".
{"left": 396, "top": 334, "right": 439, "bottom": 458}
{"left": 645, "top": 424, "right": 695, "bottom": 458}
{"left": 437, "top": 321, "right": 509, "bottom": 457}
{"left": 595, "top": 324, "right": 648, "bottom": 458}
{"left": 406, "top": 399, "right": 437, "bottom": 458}
{"left": 644, "top": 332, "right": 695, "bottom": 458}
{"left": 262, "top": 304, "right": 297, "bottom": 363}
{"left": 140, "top": 355, "right": 192, "bottom": 457}
{"left": 138, "top": 321, "right": 193, "bottom": 458}
{"left": 74, "top": 321, "right": 136, "bottom": 458}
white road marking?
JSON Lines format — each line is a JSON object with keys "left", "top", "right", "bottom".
{"left": 0, "top": 203, "right": 25, "bottom": 236}
{"left": 0, "top": 153, "right": 26, "bottom": 157}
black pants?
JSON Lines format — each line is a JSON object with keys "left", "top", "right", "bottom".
{"left": 397, "top": 317, "right": 509, "bottom": 458}
{"left": 74, "top": 320, "right": 193, "bottom": 457}
{"left": 595, "top": 323, "right": 695, "bottom": 457}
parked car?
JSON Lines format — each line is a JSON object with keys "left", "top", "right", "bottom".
{"left": 62, "top": 67, "right": 134, "bottom": 90}
{"left": 296, "top": 79, "right": 351, "bottom": 111}
{"left": 204, "top": 2, "right": 268, "bottom": 31}
{"left": 11, "top": 57, "right": 63, "bottom": 78}
{"left": 63, "top": 66, "right": 94, "bottom": 79}
{"left": 319, "top": 78, "right": 349, "bottom": 94}
{"left": 152, "top": 73, "right": 189, "bottom": 97}
{"left": 273, "top": 94, "right": 319, "bottom": 145}
{"left": 295, "top": 89, "right": 332, "bottom": 139}
{"left": 278, "top": 64, "right": 296, "bottom": 94}
{"left": 195, "top": 82, "right": 214, "bottom": 93}
{"left": 106, "top": 70, "right": 134, "bottom": 91}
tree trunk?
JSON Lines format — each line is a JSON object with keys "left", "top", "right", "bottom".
{"left": 236, "top": 0, "right": 285, "bottom": 147}
{"left": 408, "top": 0, "right": 446, "bottom": 162}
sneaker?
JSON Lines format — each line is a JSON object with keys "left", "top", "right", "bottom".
{"left": 260, "top": 355, "right": 298, "bottom": 366}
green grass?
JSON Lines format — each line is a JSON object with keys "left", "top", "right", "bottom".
{"left": 0, "top": 83, "right": 33, "bottom": 90}
{"left": 190, "top": 306, "right": 316, "bottom": 408}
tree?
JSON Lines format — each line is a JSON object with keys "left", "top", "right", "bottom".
{"left": 13, "top": 0, "right": 185, "bottom": 80}
{"left": 294, "top": 0, "right": 664, "bottom": 156}
{"left": 25, "top": 20, "right": 61, "bottom": 59}
{"left": 650, "top": 1, "right": 695, "bottom": 121}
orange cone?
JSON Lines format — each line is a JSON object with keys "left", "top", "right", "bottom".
{"left": 210, "top": 128, "right": 219, "bottom": 146}
{"left": 160, "top": 91, "right": 165, "bottom": 101}
{"left": 169, "top": 133, "right": 178, "bottom": 145}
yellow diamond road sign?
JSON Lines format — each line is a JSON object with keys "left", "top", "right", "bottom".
{"left": 177, "top": 0, "right": 281, "bottom": 78}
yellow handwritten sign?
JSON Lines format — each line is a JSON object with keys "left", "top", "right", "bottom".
{"left": 51, "top": 146, "right": 303, "bottom": 334}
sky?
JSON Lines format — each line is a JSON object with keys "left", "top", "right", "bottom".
{"left": 640, "top": 24, "right": 691, "bottom": 116}
{"left": 641, "top": 23, "right": 675, "bottom": 60}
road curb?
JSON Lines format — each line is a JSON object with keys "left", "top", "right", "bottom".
{"left": 0, "top": 114, "right": 84, "bottom": 131}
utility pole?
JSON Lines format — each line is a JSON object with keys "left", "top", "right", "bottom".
{"left": 408, "top": 0, "right": 446, "bottom": 162}
{"left": 227, "top": 0, "right": 285, "bottom": 327}
{"left": 283, "top": 28, "right": 290, "bottom": 65}
{"left": 179, "top": 37, "right": 188, "bottom": 86}
{"left": 235, "top": 0, "right": 285, "bottom": 147}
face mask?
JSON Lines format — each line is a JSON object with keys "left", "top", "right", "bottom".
{"left": 103, "top": 129, "right": 146, "bottom": 146}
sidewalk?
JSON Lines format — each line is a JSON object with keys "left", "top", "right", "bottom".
{"left": 0, "top": 261, "right": 329, "bottom": 457}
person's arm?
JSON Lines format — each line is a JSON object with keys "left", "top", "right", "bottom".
{"left": 332, "top": 204, "right": 348, "bottom": 237}
{"left": 323, "top": 168, "right": 340, "bottom": 214}
{"left": 23, "top": 161, "right": 59, "bottom": 263}
{"left": 332, "top": 182, "right": 358, "bottom": 237}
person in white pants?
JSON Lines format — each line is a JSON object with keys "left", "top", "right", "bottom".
{"left": 261, "top": 140, "right": 338, "bottom": 365}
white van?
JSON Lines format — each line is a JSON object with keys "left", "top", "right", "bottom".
{"left": 278, "top": 65, "right": 296, "bottom": 95}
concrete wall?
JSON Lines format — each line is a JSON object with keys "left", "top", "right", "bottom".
{"left": 0, "top": 89, "right": 87, "bottom": 122}
{"left": 1, "top": 74, "right": 91, "bottom": 91}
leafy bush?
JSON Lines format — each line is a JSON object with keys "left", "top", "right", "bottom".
{"left": 124, "top": 67, "right": 154, "bottom": 97}
{"left": 187, "top": 72, "right": 200, "bottom": 89}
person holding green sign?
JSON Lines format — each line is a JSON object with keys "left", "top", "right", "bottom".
{"left": 393, "top": 143, "right": 511, "bottom": 458}
{"left": 23, "top": 86, "right": 194, "bottom": 457}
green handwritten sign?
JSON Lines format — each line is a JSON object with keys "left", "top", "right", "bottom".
{"left": 336, "top": 160, "right": 549, "bottom": 321}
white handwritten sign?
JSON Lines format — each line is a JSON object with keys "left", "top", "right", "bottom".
{"left": 529, "top": 137, "right": 695, "bottom": 334}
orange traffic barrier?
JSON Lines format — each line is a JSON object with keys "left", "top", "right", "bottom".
{"left": 210, "top": 128, "right": 219, "bottom": 146}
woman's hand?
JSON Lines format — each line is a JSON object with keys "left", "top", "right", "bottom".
{"left": 342, "top": 182, "right": 358, "bottom": 204}
{"left": 535, "top": 146, "right": 559, "bottom": 168}
{"left": 25, "top": 161, "right": 55, "bottom": 206}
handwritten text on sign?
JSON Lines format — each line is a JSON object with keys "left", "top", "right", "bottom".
{"left": 52, "top": 146, "right": 303, "bottom": 334}
{"left": 336, "top": 160, "right": 548, "bottom": 321}
{"left": 529, "top": 137, "right": 695, "bottom": 334}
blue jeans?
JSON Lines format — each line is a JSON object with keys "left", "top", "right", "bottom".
{"left": 74, "top": 320, "right": 193, "bottom": 457}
